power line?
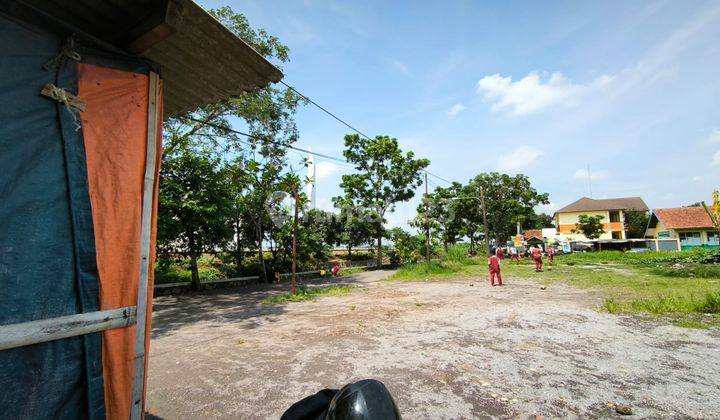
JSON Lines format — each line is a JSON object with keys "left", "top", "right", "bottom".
{"left": 185, "top": 116, "right": 349, "bottom": 165}
{"left": 280, "top": 80, "right": 374, "bottom": 141}
{"left": 187, "top": 83, "right": 458, "bottom": 186}
{"left": 280, "top": 80, "right": 457, "bottom": 186}
{"left": 425, "top": 170, "right": 453, "bottom": 185}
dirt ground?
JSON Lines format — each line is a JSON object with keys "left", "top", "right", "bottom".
{"left": 146, "top": 270, "right": 720, "bottom": 419}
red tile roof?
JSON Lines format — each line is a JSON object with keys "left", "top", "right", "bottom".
{"left": 654, "top": 207, "right": 714, "bottom": 230}
{"left": 523, "top": 229, "right": 543, "bottom": 240}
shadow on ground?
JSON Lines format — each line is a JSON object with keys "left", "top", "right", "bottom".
{"left": 151, "top": 275, "right": 365, "bottom": 339}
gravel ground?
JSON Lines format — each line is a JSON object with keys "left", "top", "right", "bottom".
{"left": 146, "top": 270, "right": 720, "bottom": 419}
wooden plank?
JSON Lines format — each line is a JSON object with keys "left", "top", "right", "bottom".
{"left": 130, "top": 71, "right": 161, "bottom": 420}
{"left": 40, "top": 83, "right": 86, "bottom": 112}
{"left": 125, "top": 0, "right": 185, "bottom": 54}
{"left": 0, "top": 307, "right": 136, "bottom": 351}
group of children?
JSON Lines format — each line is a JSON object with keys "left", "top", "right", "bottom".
{"left": 486, "top": 244, "right": 555, "bottom": 287}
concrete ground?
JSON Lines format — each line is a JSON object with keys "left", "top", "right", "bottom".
{"left": 146, "top": 270, "right": 720, "bottom": 419}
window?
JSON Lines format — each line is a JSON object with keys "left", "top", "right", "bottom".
{"left": 609, "top": 211, "right": 621, "bottom": 222}
{"left": 678, "top": 231, "right": 702, "bottom": 246}
{"left": 612, "top": 231, "right": 622, "bottom": 240}
{"left": 708, "top": 231, "right": 719, "bottom": 245}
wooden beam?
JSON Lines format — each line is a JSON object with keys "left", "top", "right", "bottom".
{"left": 0, "top": 307, "right": 136, "bottom": 351}
{"left": 130, "top": 71, "right": 161, "bottom": 420}
{"left": 126, "top": 0, "right": 185, "bottom": 54}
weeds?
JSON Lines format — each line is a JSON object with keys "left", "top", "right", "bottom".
{"left": 262, "top": 285, "right": 354, "bottom": 305}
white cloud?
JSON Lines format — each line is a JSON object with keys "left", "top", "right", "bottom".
{"left": 708, "top": 130, "right": 720, "bottom": 144}
{"left": 475, "top": 71, "right": 613, "bottom": 116}
{"left": 691, "top": 175, "right": 703, "bottom": 182}
{"left": 712, "top": 151, "right": 720, "bottom": 166}
{"left": 315, "top": 161, "right": 339, "bottom": 180}
{"left": 536, "top": 201, "right": 557, "bottom": 215}
{"left": 389, "top": 59, "right": 412, "bottom": 77}
{"left": 446, "top": 103, "right": 466, "bottom": 116}
{"left": 497, "top": 146, "right": 543, "bottom": 172}
{"left": 573, "top": 168, "right": 610, "bottom": 181}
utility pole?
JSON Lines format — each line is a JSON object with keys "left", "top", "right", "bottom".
{"left": 480, "top": 186, "right": 490, "bottom": 256}
{"left": 291, "top": 189, "right": 299, "bottom": 294}
{"left": 424, "top": 172, "right": 430, "bottom": 263}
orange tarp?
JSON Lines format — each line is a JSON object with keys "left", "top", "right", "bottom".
{"left": 79, "top": 63, "right": 162, "bottom": 420}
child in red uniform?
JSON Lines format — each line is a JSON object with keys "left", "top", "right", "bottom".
{"left": 495, "top": 246, "right": 505, "bottom": 260}
{"left": 509, "top": 246, "right": 518, "bottom": 262}
{"left": 488, "top": 253, "right": 503, "bottom": 286}
{"left": 547, "top": 246, "right": 555, "bottom": 264}
{"left": 531, "top": 246, "right": 543, "bottom": 272}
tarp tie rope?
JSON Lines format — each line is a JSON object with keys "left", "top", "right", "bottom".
{"left": 41, "top": 84, "right": 86, "bottom": 131}
{"left": 43, "top": 37, "right": 81, "bottom": 71}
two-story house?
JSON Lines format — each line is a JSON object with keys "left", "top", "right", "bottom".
{"left": 554, "top": 197, "right": 649, "bottom": 241}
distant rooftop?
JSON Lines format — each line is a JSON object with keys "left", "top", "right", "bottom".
{"left": 556, "top": 197, "right": 649, "bottom": 214}
{"left": 652, "top": 207, "right": 714, "bottom": 230}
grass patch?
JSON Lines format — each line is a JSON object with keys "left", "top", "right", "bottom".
{"left": 262, "top": 284, "right": 354, "bottom": 305}
{"left": 673, "top": 319, "right": 711, "bottom": 330}
{"left": 556, "top": 249, "right": 718, "bottom": 266}
{"left": 649, "top": 264, "right": 720, "bottom": 279}
{"left": 391, "top": 260, "right": 481, "bottom": 281}
{"left": 338, "top": 266, "right": 365, "bottom": 276}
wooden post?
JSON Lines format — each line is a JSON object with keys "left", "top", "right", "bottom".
{"left": 0, "top": 307, "right": 136, "bottom": 351}
{"left": 291, "top": 190, "right": 299, "bottom": 294}
{"left": 480, "top": 186, "right": 490, "bottom": 256}
{"left": 424, "top": 172, "right": 430, "bottom": 263}
{"left": 130, "top": 71, "right": 160, "bottom": 420}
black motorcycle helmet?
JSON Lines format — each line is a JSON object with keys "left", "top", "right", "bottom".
{"left": 324, "top": 379, "right": 401, "bottom": 420}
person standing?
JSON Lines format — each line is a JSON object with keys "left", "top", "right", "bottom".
{"left": 547, "top": 245, "right": 555, "bottom": 264}
{"left": 531, "top": 246, "right": 543, "bottom": 272}
{"left": 509, "top": 246, "right": 518, "bottom": 262}
{"left": 488, "top": 252, "right": 503, "bottom": 286}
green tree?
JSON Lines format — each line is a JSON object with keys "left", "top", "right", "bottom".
{"left": 160, "top": 6, "right": 305, "bottom": 282}
{"left": 333, "top": 197, "right": 378, "bottom": 258}
{"left": 157, "top": 147, "right": 232, "bottom": 290}
{"left": 412, "top": 182, "right": 464, "bottom": 251}
{"left": 524, "top": 212, "right": 554, "bottom": 229}
{"left": 624, "top": 210, "right": 649, "bottom": 239}
{"left": 387, "top": 227, "right": 425, "bottom": 264}
{"left": 573, "top": 214, "right": 606, "bottom": 239}
{"left": 338, "top": 134, "right": 430, "bottom": 266}
{"left": 464, "top": 173, "right": 549, "bottom": 247}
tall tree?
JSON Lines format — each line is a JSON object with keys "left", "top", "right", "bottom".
{"left": 412, "top": 183, "right": 464, "bottom": 251}
{"left": 338, "top": 134, "right": 430, "bottom": 266}
{"left": 464, "top": 173, "right": 549, "bottom": 246}
{"left": 332, "top": 197, "right": 377, "bottom": 258}
{"left": 624, "top": 210, "right": 649, "bottom": 239}
{"left": 157, "top": 147, "right": 232, "bottom": 290}
{"left": 160, "top": 7, "right": 305, "bottom": 281}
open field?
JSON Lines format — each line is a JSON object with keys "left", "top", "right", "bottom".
{"left": 146, "top": 265, "right": 720, "bottom": 418}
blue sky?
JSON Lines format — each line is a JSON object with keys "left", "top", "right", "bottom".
{"left": 201, "top": 0, "right": 720, "bottom": 228}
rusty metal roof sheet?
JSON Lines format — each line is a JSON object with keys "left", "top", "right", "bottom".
{"left": 8, "top": 0, "right": 283, "bottom": 117}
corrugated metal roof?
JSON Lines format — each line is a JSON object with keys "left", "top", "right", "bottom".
{"left": 10, "top": 0, "right": 283, "bottom": 117}
{"left": 556, "top": 197, "right": 649, "bottom": 214}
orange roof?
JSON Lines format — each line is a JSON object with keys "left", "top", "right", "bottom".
{"left": 523, "top": 229, "right": 543, "bottom": 240}
{"left": 653, "top": 207, "right": 714, "bottom": 230}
